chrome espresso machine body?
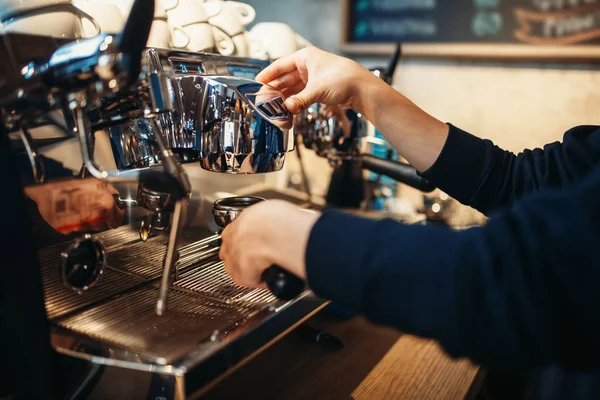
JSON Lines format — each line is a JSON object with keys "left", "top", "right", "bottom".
{"left": 0, "top": 3, "right": 324, "bottom": 398}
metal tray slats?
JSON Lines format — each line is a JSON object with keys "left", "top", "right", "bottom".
{"left": 94, "top": 224, "right": 148, "bottom": 249}
{"left": 175, "top": 261, "right": 276, "bottom": 310}
{"left": 106, "top": 239, "right": 170, "bottom": 279}
{"left": 42, "top": 264, "right": 144, "bottom": 320}
{"left": 58, "top": 286, "right": 246, "bottom": 361}
{"left": 39, "top": 226, "right": 221, "bottom": 320}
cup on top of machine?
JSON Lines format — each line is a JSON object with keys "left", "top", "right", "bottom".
{"left": 74, "top": 1, "right": 125, "bottom": 36}
{"left": 147, "top": 0, "right": 190, "bottom": 49}
{"left": 248, "top": 22, "right": 309, "bottom": 60}
{"left": 164, "top": 0, "right": 215, "bottom": 52}
{"left": 0, "top": 0, "right": 72, "bottom": 22}
{"left": 204, "top": 0, "right": 256, "bottom": 57}
{"left": 0, "top": 3, "right": 101, "bottom": 39}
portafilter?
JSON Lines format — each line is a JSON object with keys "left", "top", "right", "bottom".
{"left": 197, "top": 76, "right": 295, "bottom": 174}
{"left": 212, "top": 196, "right": 305, "bottom": 301}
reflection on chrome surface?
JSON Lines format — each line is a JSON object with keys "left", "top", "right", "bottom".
{"left": 108, "top": 119, "right": 161, "bottom": 170}
{"left": 175, "top": 75, "right": 294, "bottom": 174}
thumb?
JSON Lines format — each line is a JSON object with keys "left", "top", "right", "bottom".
{"left": 284, "top": 86, "right": 316, "bottom": 114}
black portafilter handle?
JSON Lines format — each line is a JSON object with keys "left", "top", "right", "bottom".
{"left": 361, "top": 154, "right": 436, "bottom": 193}
{"left": 261, "top": 265, "right": 306, "bottom": 301}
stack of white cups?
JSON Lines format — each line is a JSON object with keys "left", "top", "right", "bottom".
{"left": 248, "top": 22, "right": 313, "bottom": 60}
{"left": 0, "top": 0, "right": 102, "bottom": 39}
{"left": 0, "top": 0, "right": 313, "bottom": 60}
{"left": 164, "top": 0, "right": 215, "bottom": 52}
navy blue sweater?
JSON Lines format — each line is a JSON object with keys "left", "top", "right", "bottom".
{"left": 306, "top": 124, "right": 600, "bottom": 375}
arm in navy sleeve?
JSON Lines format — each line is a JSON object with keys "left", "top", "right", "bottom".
{"left": 306, "top": 125, "right": 600, "bottom": 371}
{"left": 421, "top": 124, "right": 600, "bottom": 214}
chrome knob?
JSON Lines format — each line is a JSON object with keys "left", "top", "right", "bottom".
{"left": 61, "top": 235, "right": 106, "bottom": 294}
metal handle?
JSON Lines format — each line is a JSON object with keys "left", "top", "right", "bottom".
{"left": 261, "top": 265, "right": 305, "bottom": 301}
{"left": 361, "top": 154, "right": 436, "bottom": 193}
{"left": 115, "top": 0, "right": 154, "bottom": 87}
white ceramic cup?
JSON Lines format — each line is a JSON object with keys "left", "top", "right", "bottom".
{"left": 147, "top": 0, "right": 183, "bottom": 48}
{"left": 231, "top": 32, "right": 249, "bottom": 57}
{"left": 74, "top": 2, "right": 125, "bottom": 35}
{"left": 1, "top": 5, "right": 100, "bottom": 39}
{"left": 0, "top": 0, "right": 72, "bottom": 22}
{"left": 204, "top": 0, "right": 249, "bottom": 37}
{"left": 227, "top": 1, "right": 255, "bottom": 26}
{"left": 204, "top": 0, "right": 255, "bottom": 56}
{"left": 166, "top": 0, "right": 208, "bottom": 27}
{"left": 204, "top": 0, "right": 255, "bottom": 26}
{"left": 210, "top": 25, "right": 233, "bottom": 55}
{"left": 155, "top": 0, "right": 168, "bottom": 20}
{"left": 296, "top": 33, "right": 313, "bottom": 49}
{"left": 249, "top": 23, "right": 300, "bottom": 60}
{"left": 148, "top": 19, "right": 190, "bottom": 49}
{"left": 246, "top": 31, "right": 269, "bottom": 60}
{"left": 164, "top": 0, "right": 213, "bottom": 51}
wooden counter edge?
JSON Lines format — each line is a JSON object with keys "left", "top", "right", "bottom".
{"left": 352, "top": 335, "right": 481, "bottom": 400}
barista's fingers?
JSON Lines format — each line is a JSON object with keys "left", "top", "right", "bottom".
{"left": 106, "top": 203, "right": 124, "bottom": 229}
{"left": 284, "top": 84, "right": 318, "bottom": 114}
{"left": 227, "top": 264, "right": 244, "bottom": 288}
{"left": 221, "top": 246, "right": 241, "bottom": 285}
{"left": 219, "top": 240, "right": 227, "bottom": 261}
{"left": 256, "top": 52, "right": 302, "bottom": 84}
{"left": 237, "top": 257, "right": 265, "bottom": 288}
{"left": 281, "top": 82, "right": 309, "bottom": 100}
{"left": 268, "top": 70, "right": 303, "bottom": 91}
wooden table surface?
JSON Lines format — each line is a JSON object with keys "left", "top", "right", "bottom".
{"left": 202, "top": 312, "right": 481, "bottom": 400}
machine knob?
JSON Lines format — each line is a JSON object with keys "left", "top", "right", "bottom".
{"left": 61, "top": 235, "right": 106, "bottom": 293}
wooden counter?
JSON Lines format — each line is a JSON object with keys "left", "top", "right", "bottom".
{"left": 202, "top": 313, "right": 482, "bottom": 399}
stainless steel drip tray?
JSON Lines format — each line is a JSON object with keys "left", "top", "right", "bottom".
{"left": 56, "top": 285, "right": 248, "bottom": 363}
{"left": 51, "top": 289, "right": 326, "bottom": 398}
{"left": 39, "top": 223, "right": 215, "bottom": 320}
{"left": 54, "top": 258, "right": 278, "bottom": 363}
{"left": 45, "top": 224, "right": 327, "bottom": 397}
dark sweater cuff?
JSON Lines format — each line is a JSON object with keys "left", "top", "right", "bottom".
{"left": 420, "top": 123, "right": 495, "bottom": 205}
{"left": 305, "top": 210, "right": 378, "bottom": 310}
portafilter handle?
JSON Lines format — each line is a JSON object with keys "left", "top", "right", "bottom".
{"left": 261, "top": 265, "right": 306, "bottom": 301}
{"left": 213, "top": 197, "right": 305, "bottom": 301}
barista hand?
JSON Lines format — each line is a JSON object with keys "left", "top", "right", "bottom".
{"left": 257, "top": 47, "right": 449, "bottom": 172}
{"left": 219, "top": 200, "right": 320, "bottom": 288}
{"left": 25, "top": 178, "right": 124, "bottom": 234}
{"left": 256, "top": 47, "right": 380, "bottom": 114}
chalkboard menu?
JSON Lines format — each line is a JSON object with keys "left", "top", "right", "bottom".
{"left": 341, "top": 0, "right": 600, "bottom": 60}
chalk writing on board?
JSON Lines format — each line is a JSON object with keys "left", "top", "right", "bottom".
{"left": 475, "top": 0, "right": 501, "bottom": 7}
{"left": 356, "top": 0, "right": 436, "bottom": 12}
{"left": 348, "top": 0, "right": 600, "bottom": 46}
{"left": 532, "top": 0, "right": 599, "bottom": 12}
{"left": 473, "top": 12, "right": 504, "bottom": 36}
{"left": 473, "top": 0, "right": 503, "bottom": 38}
{"left": 514, "top": 3, "right": 600, "bottom": 44}
{"left": 354, "top": 19, "right": 437, "bottom": 38}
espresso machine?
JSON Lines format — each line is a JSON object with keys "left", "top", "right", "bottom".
{"left": 296, "top": 44, "right": 435, "bottom": 210}
{"left": 0, "top": 1, "right": 325, "bottom": 398}
{"left": 297, "top": 104, "right": 436, "bottom": 209}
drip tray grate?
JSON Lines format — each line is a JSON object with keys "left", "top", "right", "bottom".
{"left": 58, "top": 286, "right": 249, "bottom": 362}
{"left": 40, "top": 244, "right": 145, "bottom": 320}
{"left": 40, "top": 225, "right": 219, "bottom": 320}
{"left": 175, "top": 261, "right": 276, "bottom": 310}
{"left": 42, "top": 225, "right": 279, "bottom": 361}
